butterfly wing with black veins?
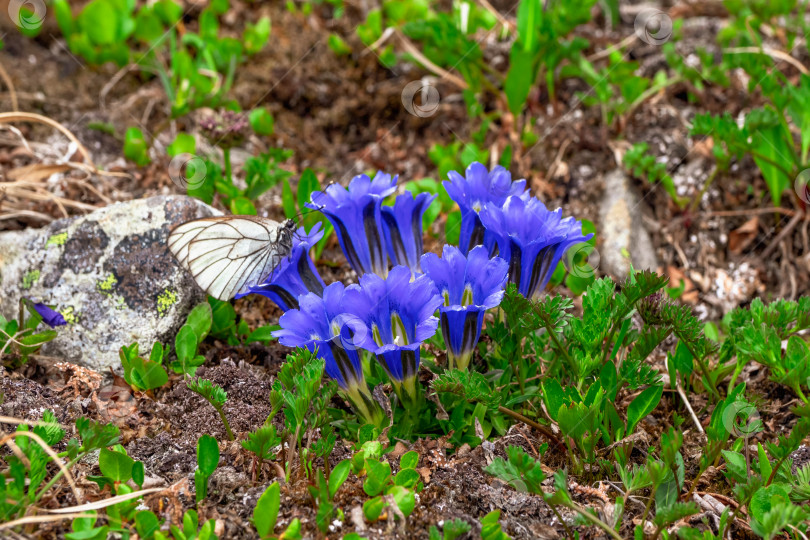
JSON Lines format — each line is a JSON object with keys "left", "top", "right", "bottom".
{"left": 168, "top": 216, "right": 296, "bottom": 301}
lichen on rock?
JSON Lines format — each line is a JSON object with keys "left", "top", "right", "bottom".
{"left": 0, "top": 195, "right": 220, "bottom": 372}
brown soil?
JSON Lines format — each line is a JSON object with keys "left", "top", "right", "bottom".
{"left": 1, "top": 1, "right": 809, "bottom": 539}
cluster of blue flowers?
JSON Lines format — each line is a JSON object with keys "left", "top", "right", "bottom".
{"left": 249, "top": 162, "right": 592, "bottom": 424}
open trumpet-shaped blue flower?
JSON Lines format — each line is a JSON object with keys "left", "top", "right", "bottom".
{"left": 236, "top": 222, "right": 326, "bottom": 312}
{"left": 381, "top": 191, "right": 436, "bottom": 273}
{"left": 307, "top": 172, "right": 397, "bottom": 277}
{"left": 421, "top": 245, "right": 508, "bottom": 370}
{"left": 443, "top": 162, "right": 529, "bottom": 255}
{"left": 342, "top": 266, "right": 442, "bottom": 405}
{"left": 273, "top": 282, "right": 384, "bottom": 425}
{"left": 480, "top": 196, "right": 593, "bottom": 300}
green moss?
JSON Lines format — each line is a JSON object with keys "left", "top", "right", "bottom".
{"left": 97, "top": 273, "right": 118, "bottom": 295}
{"left": 21, "top": 270, "right": 40, "bottom": 290}
{"left": 46, "top": 232, "right": 68, "bottom": 247}
{"left": 60, "top": 306, "right": 78, "bottom": 325}
{"left": 157, "top": 289, "right": 178, "bottom": 317}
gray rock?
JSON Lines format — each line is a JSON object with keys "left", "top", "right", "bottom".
{"left": 0, "top": 195, "right": 219, "bottom": 372}
{"left": 598, "top": 169, "right": 659, "bottom": 281}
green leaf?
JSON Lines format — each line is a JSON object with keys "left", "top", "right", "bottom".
{"left": 249, "top": 107, "right": 274, "bottom": 136}
{"left": 626, "top": 385, "right": 663, "bottom": 435}
{"left": 230, "top": 196, "right": 257, "bottom": 215}
{"left": 504, "top": 48, "right": 536, "bottom": 115}
{"left": 80, "top": 0, "right": 120, "bottom": 46}
{"left": 135, "top": 511, "right": 161, "bottom": 538}
{"left": 297, "top": 169, "right": 321, "bottom": 214}
{"left": 328, "top": 459, "right": 352, "bottom": 499}
{"left": 98, "top": 447, "right": 134, "bottom": 483}
{"left": 387, "top": 485, "right": 416, "bottom": 517}
{"left": 167, "top": 133, "right": 196, "bottom": 157}
{"left": 541, "top": 379, "right": 567, "bottom": 422}
{"left": 327, "top": 33, "right": 352, "bottom": 56}
{"left": 362, "top": 496, "right": 387, "bottom": 521}
{"left": 132, "top": 461, "right": 145, "bottom": 487}
{"left": 400, "top": 450, "right": 419, "bottom": 470}
{"left": 244, "top": 16, "right": 271, "bottom": 55}
{"left": 123, "top": 127, "right": 150, "bottom": 167}
{"left": 394, "top": 468, "right": 421, "bottom": 489}
{"left": 254, "top": 482, "right": 280, "bottom": 538}
{"left": 750, "top": 484, "right": 790, "bottom": 522}
{"left": 197, "top": 434, "right": 220, "bottom": 477}
{"left": 282, "top": 177, "right": 296, "bottom": 219}
{"left": 175, "top": 324, "right": 198, "bottom": 363}
{"left": 363, "top": 459, "right": 392, "bottom": 496}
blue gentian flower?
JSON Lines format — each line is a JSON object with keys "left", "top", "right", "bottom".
{"left": 443, "top": 162, "right": 529, "bottom": 255}
{"left": 421, "top": 245, "right": 508, "bottom": 370}
{"left": 273, "top": 282, "right": 384, "bottom": 426}
{"left": 342, "top": 266, "right": 442, "bottom": 405}
{"left": 479, "top": 196, "right": 593, "bottom": 300}
{"left": 307, "top": 172, "right": 397, "bottom": 277}
{"left": 236, "top": 222, "right": 326, "bottom": 311}
{"left": 381, "top": 191, "right": 436, "bottom": 273}
{"left": 32, "top": 302, "right": 66, "bottom": 328}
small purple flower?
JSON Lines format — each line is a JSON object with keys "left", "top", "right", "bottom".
{"left": 443, "top": 162, "right": 530, "bottom": 255}
{"left": 421, "top": 245, "right": 508, "bottom": 370}
{"left": 479, "top": 196, "right": 593, "bottom": 300}
{"left": 32, "top": 303, "right": 66, "bottom": 328}
{"left": 307, "top": 172, "right": 397, "bottom": 277}
{"left": 273, "top": 282, "right": 384, "bottom": 426}
{"left": 236, "top": 222, "right": 326, "bottom": 311}
{"left": 381, "top": 191, "right": 436, "bottom": 273}
{"left": 342, "top": 266, "right": 442, "bottom": 405}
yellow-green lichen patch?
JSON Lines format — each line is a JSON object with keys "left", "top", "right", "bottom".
{"left": 21, "top": 270, "right": 40, "bottom": 290}
{"left": 60, "top": 306, "right": 79, "bottom": 325}
{"left": 157, "top": 289, "right": 178, "bottom": 317}
{"left": 46, "top": 232, "right": 68, "bottom": 247}
{"left": 97, "top": 273, "right": 118, "bottom": 296}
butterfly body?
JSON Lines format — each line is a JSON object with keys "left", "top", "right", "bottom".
{"left": 168, "top": 216, "right": 296, "bottom": 300}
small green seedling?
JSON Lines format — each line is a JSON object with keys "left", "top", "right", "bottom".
{"left": 194, "top": 434, "right": 220, "bottom": 503}
{"left": 307, "top": 459, "right": 352, "bottom": 532}
{"left": 252, "top": 482, "right": 302, "bottom": 540}
{"left": 187, "top": 378, "right": 233, "bottom": 441}
{"left": 242, "top": 424, "right": 281, "bottom": 481}
{"left": 119, "top": 342, "right": 169, "bottom": 391}
{"left": 360, "top": 450, "right": 421, "bottom": 523}
{"left": 173, "top": 302, "right": 212, "bottom": 376}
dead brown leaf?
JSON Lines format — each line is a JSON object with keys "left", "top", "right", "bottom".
{"left": 728, "top": 216, "right": 759, "bottom": 254}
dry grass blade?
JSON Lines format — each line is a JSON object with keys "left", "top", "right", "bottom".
{"left": 0, "top": 431, "right": 80, "bottom": 505}
{"left": 0, "top": 112, "right": 94, "bottom": 166}
{"left": 0, "top": 415, "right": 70, "bottom": 429}
{"left": 44, "top": 488, "right": 163, "bottom": 513}
{"left": 0, "top": 513, "right": 100, "bottom": 531}
{"left": 0, "top": 61, "right": 19, "bottom": 112}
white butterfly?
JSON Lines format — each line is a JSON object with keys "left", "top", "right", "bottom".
{"left": 168, "top": 216, "right": 297, "bottom": 301}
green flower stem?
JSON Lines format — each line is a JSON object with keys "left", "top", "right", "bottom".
{"left": 214, "top": 405, "right": 235, "bottom": 441}
{"left": 563, "top": 501, "right": 623, "bottom": 540}
{"left": 34, "top": 456, "right": 81, "bottom": 503}
{"left": 223, "top": 148, "right": 233, "bottom": 186}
